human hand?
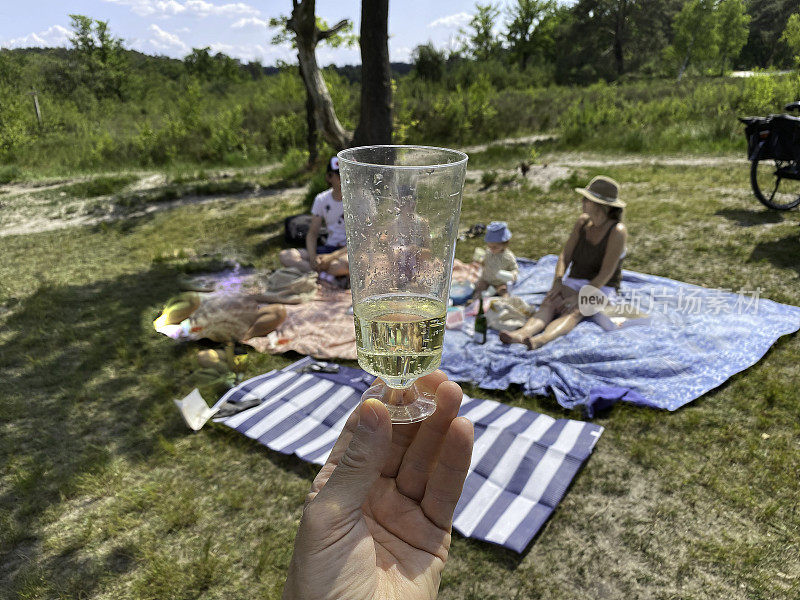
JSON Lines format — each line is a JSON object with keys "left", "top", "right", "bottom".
{"left": 544, "top": 281, "right": 564, "bottom": 302}
{"left": 282, "top": 372, "right": 474, "bottom": 600}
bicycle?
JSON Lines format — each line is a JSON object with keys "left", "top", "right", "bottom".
{"left": 740, "top": 101, "right": 800, "bottom": 210}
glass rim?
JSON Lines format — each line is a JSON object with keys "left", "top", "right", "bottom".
{"left": 337, "top": 144, "right": 468, "bottom": 170}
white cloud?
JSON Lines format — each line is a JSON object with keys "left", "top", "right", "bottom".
{"left": 231, "top": 16, "right": 269, "bottom": 29}
{"left": 103, "top": 0, "right": 259, "bottom": 18}
{"left": 148, "top": 24, "right": 188, "bottom": 51}
{"left": 427, "top": 12, "right": 471, "bottom": 29}
{"left": 390, "top": 45, "right": 413, "bottom": 63}
{"left": 209, "top": 42, "right": 235, "bottom": 54}
{"left": 185, "top": 0, "right": 259, "bottom": 17}
{"left": 1, "top": 24, "right": 71, "bottom": 49}
{"left": 206, "top": 43, "right": 281, "bottom": 61}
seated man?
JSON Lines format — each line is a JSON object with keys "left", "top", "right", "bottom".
{"left": 280, "top": 157, "right": 349, "bottom": 277}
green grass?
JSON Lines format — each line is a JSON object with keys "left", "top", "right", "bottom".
{"left": 1, "top": 152, "right": 799, "bottom": 599}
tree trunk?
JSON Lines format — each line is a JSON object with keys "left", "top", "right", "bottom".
{"left": 613, "top": 0, "right": 627, "bottom": 77}
{"left": 298, "top": 60, "right": 317, "bottom": 165}
{"left": 305, "top": 88, "right": 318, "bottom": 164}
{"left": 677, "top": 37, "right": 694, "bottom": 81}
{"left": 289, "top": 0, "right": 351, "bottom": 150}
{"left": 613, "top": 35, "right": 624, "bottom": 76}
{"left": 352, "top": 0, "right": 392, "bottom": 147}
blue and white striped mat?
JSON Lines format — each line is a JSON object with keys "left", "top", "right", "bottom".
{"left": 213, "top": 361, "right": 603, "bottom": 553}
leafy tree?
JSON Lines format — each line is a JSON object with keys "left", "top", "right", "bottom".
{"left": 740, "top": 0, "right": 797, "bottom": 68}
{"left": 184, "top": 47, "right": 246, "bottom": 85}
{"left": 781, "top": 13, "right": 800, "bottom": 68}
{"left": 551, "top": 0, "right": 681, "bottom": 83}
{"left": 412, "top": 43, "right": 446, "bottom": 81}
{"left": 665, "top": 0, "right": 719, "bottom": 81}
{"left": 269, "top": 8, "right": 356, "bottom": 158}
{"left": 68, "top": 14, "right": 128, "bottom": 99}
{"left": 714, "top": 0, "right": 750, "bottom": 74}
{"left": 0, "top": 51, "right": 22, "bottom": 88}
{"left": 461, "top": 3, "right": 502, "bottom": 61}
{"left": 504, "top": 0, "right": 555, "bottom": 69}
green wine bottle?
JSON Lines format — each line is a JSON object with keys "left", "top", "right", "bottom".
{"left": 473, "top": 297, "right": 487, "bottom": 344}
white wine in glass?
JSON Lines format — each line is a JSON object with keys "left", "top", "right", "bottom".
{"left": 353, "top": 294, "right": 446, "bottom": 388}
{"left": 339, "top": 145, "right": 467, "bottom": 423}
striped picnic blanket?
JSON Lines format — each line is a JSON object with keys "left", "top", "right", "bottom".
{"left": 213, "top": 360, "right": 603, "bottom": 552}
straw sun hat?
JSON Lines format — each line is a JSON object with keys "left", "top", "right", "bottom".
{"left": 574, "top": 176, "right": 626, "bottom": 208}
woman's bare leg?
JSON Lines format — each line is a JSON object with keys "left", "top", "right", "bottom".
{"left": 499, "top": 303, "right": 556, "bottom": 344}
{"left": 325, "top": 256, "right": 349, "bottom": 277}
{"left": 525, "top": 311, "right": 584, "bottom": 350}
{"left": 279, "top": 248, "right": 313, "bottom": 272}
{"left": 242, "top": 305, "right": 287, "bottom": 340}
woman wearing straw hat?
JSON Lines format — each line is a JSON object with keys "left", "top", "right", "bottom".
{"left": 500, "top": 176, "right": 628, "bottom": 350}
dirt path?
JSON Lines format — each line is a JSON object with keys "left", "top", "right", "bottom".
{"left": 459, "top": 133, "right": 556, "bottom": 154}
{"left": 548, "top": 153, "right": 746, "bottom": 167}
{"left": 0, "top": 141, "right": 747, "bottom": 238}
{"left": 0, "top": 180, "right": 304, "bottom": 238}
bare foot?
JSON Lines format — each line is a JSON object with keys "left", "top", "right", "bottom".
{"left": 499, "top": 329, "right": 530, "bottom": 345}
{"left": 500, "top": 322, "right": 544, "bottom": 345}
{"left": 524, "top": 335, "right": 547, "bottom": 350}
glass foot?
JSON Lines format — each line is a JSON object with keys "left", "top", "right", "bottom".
{"left": 362, "top": 382, "right": 437, "bottom": 424}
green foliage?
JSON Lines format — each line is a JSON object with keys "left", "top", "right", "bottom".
{"left": 305, "top": 168, "right": 331, "bottom": 209}
{"left": 411, "top": 43, "right": 446, "bottom": 82}
{"left": 715, "top": 0, "right": 751, "bottom": 74}
{"left": 268, "top": 15, "right": 357, "bottom": 50}
{"left": 67, "top": 14, "right": 128, "bottom": 99}
{"left": 0, "top": 48, "right": 359, "bottom": 173}
{"left": 781, "top": 13, "right": 800, "bottom": 68}
{"left": 481, "top": 170, "right": 498, "bottom": 188}
{"left": 504, "top": 0, "right": 555, "bottom": 69}
{"left": 184, "top": 47, "right": 246, "bottom": 85}
{"left": 666, "top": 0, "right": 719, "bottom": 79}
{"left": 461, "top": 3, "right": 503, "bottom": 60}
{"left": 0, "top": 165, "right": 21, "bottom": 184}
{"left": 556, "top": 74, "right": 800, "bottom": 153}
{"left": 61, "top": 175, "right": 137, "bottom": 198}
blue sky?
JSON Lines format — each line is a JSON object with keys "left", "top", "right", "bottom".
{"left": 0, "top": 0, "right": 519, "bottom": 65}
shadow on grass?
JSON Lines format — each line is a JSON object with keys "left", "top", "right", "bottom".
{"left": 749, "top": 233, "right": 800, "bottom": 276}
{"left": 0, "top": 260, "right": 325, "bottom": 595}
{"left": 248, "top": 219, "right": 289, "bottom": 258}
{"left": 0, "top": 265, "right": 190, "bottom": 594}
{"left": 715, "top": 207, "right": 786, "bottom": 227}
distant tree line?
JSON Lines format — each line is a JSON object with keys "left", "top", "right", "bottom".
{"left": 412, "top": 0, "right": 799, "bottom": 84}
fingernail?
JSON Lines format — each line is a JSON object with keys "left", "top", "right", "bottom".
{"left": 358, "top": 399, "right": 380, "bottom": 432}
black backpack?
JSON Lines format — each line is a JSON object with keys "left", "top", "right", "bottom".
{"left": 284, "top": 214, "right": 328, "bottom": 247}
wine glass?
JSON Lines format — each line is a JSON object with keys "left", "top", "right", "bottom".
{"left": 338, "top": 145, "right": 468, "bottom": 423}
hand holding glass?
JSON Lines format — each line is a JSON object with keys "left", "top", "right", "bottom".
{"left": 338, "top": 146, "right": 467, "bottom": 423}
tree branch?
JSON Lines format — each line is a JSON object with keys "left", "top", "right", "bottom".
{"left": 318, "top": 19, "right": 350, "bottom": 41}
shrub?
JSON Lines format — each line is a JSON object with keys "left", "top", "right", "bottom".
{"left": 481, "top": 170, "right": 498, "bottom": 188}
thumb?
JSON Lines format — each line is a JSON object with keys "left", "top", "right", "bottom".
{"left": 315, "top": 398, "right": 392, "bottom": 515}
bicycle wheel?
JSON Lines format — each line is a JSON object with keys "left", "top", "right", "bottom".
{"left": 750, "top": 158, "right": 800, "bottom": 210}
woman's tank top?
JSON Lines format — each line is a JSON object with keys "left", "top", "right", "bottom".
{"left": 569, "top": 221, "right": 623, "bottom": 289}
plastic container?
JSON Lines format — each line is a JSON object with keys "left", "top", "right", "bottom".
{"left": 496, "top": 269, "right": 515, "bottom": 283}
{"left": 449, "top": 280, "right": 475, "bottom": 305}
{"left": 445, "top": 306, "right": 465, "bottom": 329}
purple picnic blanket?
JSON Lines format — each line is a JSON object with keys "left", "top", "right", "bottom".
{"left": 440, "top": 255, "right": 800, "bottom": 415}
